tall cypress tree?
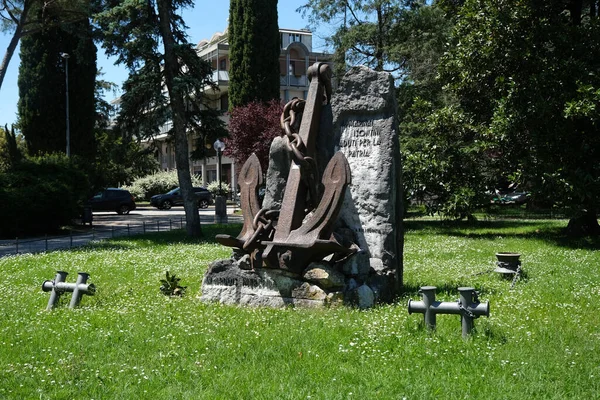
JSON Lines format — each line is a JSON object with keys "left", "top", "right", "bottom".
{"left": 18, "top": 6, "right": 97, "bottom": 158}
{"left": 229, "top": 0, "right": 280, "bottom": 110}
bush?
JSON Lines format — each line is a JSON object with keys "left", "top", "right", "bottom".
{"left": 0, "top": 154, "right": 89, "bottom": 238}
{"left": 227, "top": 99, "right": 284, "bottom": 173}
{"left": 123, "top": 170, "right": 202, "bottom": 201}
{"left": 207, "top": 181, "right": 231, "bottom": 197}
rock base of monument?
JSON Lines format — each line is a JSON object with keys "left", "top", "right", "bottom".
{"left": 200, "top": 252, "right": 398, "bottom": 309}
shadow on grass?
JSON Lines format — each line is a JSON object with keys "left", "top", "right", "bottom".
{"left": 404, "top": 219, "right": 600, "bottom": 250}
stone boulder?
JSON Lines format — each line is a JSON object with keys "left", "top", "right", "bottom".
{"left": 302, "top": 262, "right": 346, "bottom": 290}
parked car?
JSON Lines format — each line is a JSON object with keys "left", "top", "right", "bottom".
{"left": 150, "top": 187, "right": 213, "bottom": 210}
{"left": 490, "top": 188, "right": 530, "bottom": 205}
{"left": 87, "top": 188, "right": 136, "bottom": 215}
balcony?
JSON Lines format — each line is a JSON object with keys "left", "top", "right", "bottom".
{"left": 212, "top": 70, "right": 230, "bottom": 83}
{"left": 280, "top": 74, "right": 308, "bottom": 87}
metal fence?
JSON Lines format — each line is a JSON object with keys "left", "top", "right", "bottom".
{"left": 0, "top": 218, "right": 186, "bottom": 258}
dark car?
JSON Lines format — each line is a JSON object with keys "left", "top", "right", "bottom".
{"left": 150, "top": 187, "right": 213, "bottom": 210}
{"left": 88, "top": 188, "right": 136, "bottom": 215}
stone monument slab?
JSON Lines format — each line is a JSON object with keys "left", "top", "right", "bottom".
{"left": 331, "top": 66, "right": 404, "bottom": 299}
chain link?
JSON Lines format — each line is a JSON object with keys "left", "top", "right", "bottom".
{"left": 281, "top": 98, "right": 306, "bottom": 162}
{"left": 509, "top": 265, "right": 522, "bottom": 290}
{"left": 280, "top": 96, "right": 321, "bottom": 208}
{"left": 243, "top": 209, "right": 280, "bottom": 251}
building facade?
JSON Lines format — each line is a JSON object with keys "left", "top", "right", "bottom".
{"left": 150, "top": 27, "right": 333, "bottom": 194}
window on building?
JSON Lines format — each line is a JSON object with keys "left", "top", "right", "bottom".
{"left": 289, "top": 60, "right": 305, "bottom": 77}
{"left": 207, "top": 169, "right": 217, "bottom": 183}
{"left": 289, "top": 33, "right": 301, "bottom": 43}
{"left": 219, "top": 58, "right": 227, "bottom": 70}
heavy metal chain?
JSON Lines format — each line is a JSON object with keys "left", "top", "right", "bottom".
{"left": 509, "top": 265, "right": 522, "bottom": 290}
{"left": 281, "top": 98, "right": 307, "bottom": 162}
{"left": 280, "top": 98, "right": 320, "bottom": 209}
{"left": 243, "top": 208, "right": 280, "bottom": 252}
{"left": 240, "top": 99, "right": 308, "bottom": 252}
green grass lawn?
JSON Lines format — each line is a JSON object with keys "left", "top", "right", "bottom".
{"left": 1, "top": 221, "right": 599, "bottom": 399}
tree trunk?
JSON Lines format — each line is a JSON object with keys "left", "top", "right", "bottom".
{"left": 0, "top": 2, "right": 26, "bottom": 93}
{"left": 375, "top": 5, "right": 384, "bottom": 72}
{"left": 156, "top": 0, "right": 201, "bottom": 237}
{"left": 566, "top": 209, "right": 600, "bottom": 237}
{"left": 568, "top": 0, "right": 583, "bottom": 25}
{"left": 0, "top": 30, "right": 21, "bottom": 92}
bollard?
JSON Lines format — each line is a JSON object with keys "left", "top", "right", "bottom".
{"left": 408, "top": 286, "right": 489, "bottom": 337}
{"left": 495, "top": 252, "right": 521, "bottom": 275}
{"left": 69, "top": 272, "right": 95, "bottom": 308}
{"left": 42, "top": 271, "right": 96, "bottom": 310}
{"left": 42, "top": 271, "right": 69, "bottom": 310}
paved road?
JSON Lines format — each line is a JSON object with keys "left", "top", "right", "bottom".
{"left": 0, "top": 205, "right": 242, "bottom": 257}
{"left": 91, "top": 204, "right": 241, "bottom": 227}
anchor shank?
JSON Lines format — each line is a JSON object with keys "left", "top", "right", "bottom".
{"left": 263, "top": 63, "right": 331, "bottom": 262}
{"left": 274, "top": 63, "right": 328, "bottom": 237}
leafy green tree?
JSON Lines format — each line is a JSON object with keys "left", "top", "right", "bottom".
{"left": 90, "top": 76, "right": 157, "bottom": 189}
{"left": 299, "top": 0, "right": 437, "bottom": 80}
{"left": 401, "top": 100, "right": 495, "bottom": 218}
{"left": 438, "top": 0, "right": 600, "bottom": 234}
{"left": 0, "top": 0, "right": 88, "bottom": 91}
{"left": 96, "top": 0, "right": 227, "bottom": 237}
{"left": 0, "top": 124, "right": 23, "bottom": 170}
{"left": 228, "top": 0, "right": 280, "bottom": 110}
{"left": 17, "top": 4, "right": 96, "bottom": 158}
{"left": 92, "top": 127, "right": 158, "bottom": 189}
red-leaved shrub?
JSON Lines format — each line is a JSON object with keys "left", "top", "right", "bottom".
{"left": 226, "top": 99, "right": 284, "bottom": 173}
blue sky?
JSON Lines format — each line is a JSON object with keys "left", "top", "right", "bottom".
{"left": 0, "top": 1, "right": 331, "bottom": 127}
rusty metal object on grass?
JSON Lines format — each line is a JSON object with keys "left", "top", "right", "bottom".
{"left": 217, "top": 62, "right": 351, "bottom": 272}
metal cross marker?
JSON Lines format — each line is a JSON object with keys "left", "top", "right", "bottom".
{"left": 408, "top": 286, "right": 490, "bottom": 337}
{"left": 42, "top": 271, "right": 96, "bottom": 310}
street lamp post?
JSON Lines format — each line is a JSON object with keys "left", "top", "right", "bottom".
{"left": 61, "top": 52, "right": 71, "bottom": 157}
{"left": 213, "top": 139, "right": 227, "bottom": 224}
{"left": 214, "top": 138, "right": 225, "bottom": 193}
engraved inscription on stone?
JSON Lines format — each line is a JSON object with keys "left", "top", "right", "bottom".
{"left": 337, "top": 120, "right": 381, "bottom": 158}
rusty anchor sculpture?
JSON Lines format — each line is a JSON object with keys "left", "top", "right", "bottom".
{"left": 217, "top": 62, "right": 354, "bottom": 272}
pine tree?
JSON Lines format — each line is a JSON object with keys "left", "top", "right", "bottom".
{"left": 17, "top": 5, "right": 96, "bottom": 158}
{"left": 229, "top": 0, "right": 280, "bottom": 110}
{"left": 96, "top": 0, "right": 227, "bottom": 237}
